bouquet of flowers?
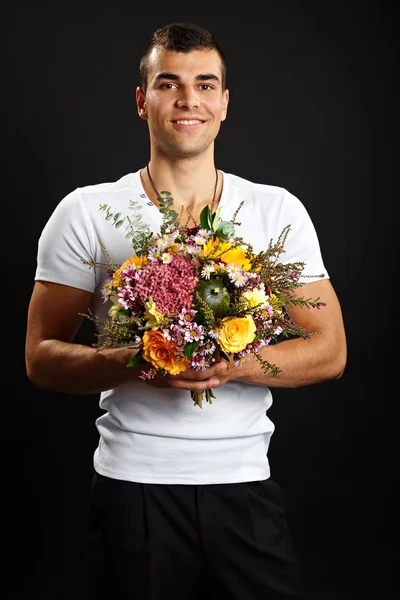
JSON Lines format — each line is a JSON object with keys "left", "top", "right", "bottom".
{"left": 82, "top": 191, "right": 325, "bottom": 408}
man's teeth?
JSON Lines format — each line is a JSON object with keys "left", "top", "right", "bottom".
{"left": 175, "top": 120, "right": 202, "bottom": 124}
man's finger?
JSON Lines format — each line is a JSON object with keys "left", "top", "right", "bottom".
{"left": 167, "top": 377, "right": 221, "bottom": 391}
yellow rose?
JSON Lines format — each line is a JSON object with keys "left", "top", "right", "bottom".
{"left": 142, "top": 330, "right": 189, "bottom": 374}
{"left": 217, "top": 315, "right": 256, "bottom": 353}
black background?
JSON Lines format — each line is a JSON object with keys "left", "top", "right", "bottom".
{"left": 5, "top": 1, "right": 397, "bottom": 599}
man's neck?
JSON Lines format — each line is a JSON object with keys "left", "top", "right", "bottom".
{"left": 141, "top": 156, "right": 223, "bottom": 223}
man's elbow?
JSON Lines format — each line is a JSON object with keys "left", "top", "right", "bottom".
{"left": 25, "top": 348, "right": 53, "bottom": 391}
{"left": 26, "top": 361, "right": 48, "bottom": 390}
{"left": 332, "top": 346, "right": 347, "bottom": 380}
{"left": 334, "top": 365, "right": 346, "bottom": 380}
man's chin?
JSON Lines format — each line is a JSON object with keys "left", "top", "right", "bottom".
{"left": 163, "top": 140, "right": 214, "bottom": 159}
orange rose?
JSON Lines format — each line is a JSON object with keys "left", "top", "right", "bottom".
{"left": 142, "top": 330, "right": 189, "bottom": 374}
{"left": 217, "top": 315, "right": 256, "bottom": 353}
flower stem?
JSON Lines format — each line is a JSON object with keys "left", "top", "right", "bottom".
{"left": 191, "top": 389, "right": 215, "bottom": 408}
{"left": 191, "top": 391, "right": 204, "bottom": 409}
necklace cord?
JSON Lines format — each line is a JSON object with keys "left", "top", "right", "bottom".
{"left": 146, "top": 163, "right": 219, "bottom": 212}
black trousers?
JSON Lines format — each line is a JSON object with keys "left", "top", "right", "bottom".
{"left": 85, "top": 472, "right": 305, "bottom": 600}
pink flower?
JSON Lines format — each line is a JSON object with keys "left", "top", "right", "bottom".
{"left": 134, "top": 255, "right": 198, "bottom": 315}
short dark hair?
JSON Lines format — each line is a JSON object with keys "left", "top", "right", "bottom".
{"left": 139, "top": 22, "right": 227, "bottom": 93}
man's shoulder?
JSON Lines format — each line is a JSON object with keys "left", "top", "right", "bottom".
{"left": 76, "top": 172, "right": 138, "bottom": 199}
{"left": 226, "top": 172, "right": 288, "bottom": 200}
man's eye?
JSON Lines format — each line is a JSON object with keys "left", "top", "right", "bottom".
{"left": 200, "top": 84, "right": 213, "bottom": 91}
{"left": 161, "top": 83, "right": 176, "bottom": 89}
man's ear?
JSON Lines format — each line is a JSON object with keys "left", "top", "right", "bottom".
{"left": 221, "top": 89, "right": 229, "bottom": 122}
{"left": 136, "top": 86, "right": 148, "bottom": 120}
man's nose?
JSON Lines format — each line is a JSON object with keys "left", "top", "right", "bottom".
{"left": 176, "top": 88, "right": 200, "bottom": 110}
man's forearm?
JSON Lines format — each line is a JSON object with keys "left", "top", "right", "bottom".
{"left": 27, "top": 339, "right": 142, "bottom": 395}
{"left": 233, "top": 333, "right": 346, "bottom": 388}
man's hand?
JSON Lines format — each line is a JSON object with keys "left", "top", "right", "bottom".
{"left": 146, "top": 359, "right": 231, "bottom": 392}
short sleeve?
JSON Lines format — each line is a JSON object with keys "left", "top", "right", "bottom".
{"left": 35, "top": 188, "right": 96, "bottom": 292}
{"left": 280, "top": 190, "right": 329, "bottom": 284}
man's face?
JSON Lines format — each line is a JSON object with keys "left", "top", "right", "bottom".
{"left": 137, "top": 47, "right": 229, "bottom": 158}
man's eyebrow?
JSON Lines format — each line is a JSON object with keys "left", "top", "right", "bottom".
{"left": 196, "top": 74, "right": 220, "bottom": 83}
{"left": 155, "top": 72, "right": 220, "bottom": 83}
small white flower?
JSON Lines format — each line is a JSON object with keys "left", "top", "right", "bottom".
{"left": 148, "top": 247, "right": 161, "bottom": 262}
{"left": 194, "top": 234, "right": 207, "bottom": 245}
{"left": 161, "top": 252, "right": 173, "bottom": 264}
{"left": 201, "top": 264, "right": 215, "bottom": 279}
{"left": 233, "top": 273, "right": 247, "bottom": 287}
{"left": 226, "top": 263, "right": 240, "bottom": 276}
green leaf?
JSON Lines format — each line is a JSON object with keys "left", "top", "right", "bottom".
{"left": 184, "top": 340, "right": 201, "bottom": 359}
{"left": 126, "top": 352, "right": 148, "bottom": 368}
{"left": 160, "top": 190, "right": 172, "bottom": 196}
{"left": 199, "top": 205, "right": 212, "bottom": 230}
{"left": 218, "top": 350, "right": 230, "bottom": 362}
{"left": 211, "top": 206, "right": 222, "bottom": 231}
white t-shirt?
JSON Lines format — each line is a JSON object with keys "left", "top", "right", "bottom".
{"left": 35, "top": 169, "right": 329, "bottom": 484}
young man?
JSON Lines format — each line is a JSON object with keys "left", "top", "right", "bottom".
{"left": 25, "top": 22, "right": 347, "bottom": 600}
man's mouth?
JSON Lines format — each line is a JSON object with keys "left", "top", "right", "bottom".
{"left": 172, "top": 119, "right": 205, "bottom": 125}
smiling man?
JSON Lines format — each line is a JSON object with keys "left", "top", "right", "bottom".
{"left": 25, "top": 22, "right": 347, "bottom": 600}
{"left": 137, "top": 41, "right": 229, "bottom": 222}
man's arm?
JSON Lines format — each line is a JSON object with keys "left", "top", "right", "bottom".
{"left": 230, "top": 278, "right": 346, "bottom": 387}
{"left": 25, "top": 281, "right": 226, "bottom": 395}
{"left": 163, "top": 279, "right": 346, "bottom": 391}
